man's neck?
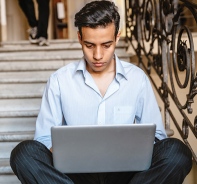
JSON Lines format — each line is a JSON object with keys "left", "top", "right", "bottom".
{"left": 89, "top": 61, "right": 116, "bottom": 97}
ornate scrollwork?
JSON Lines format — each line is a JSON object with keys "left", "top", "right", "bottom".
{"left": 140, "top": 0, "right": 158, "bottom": 56}
{"left": 125, "top": 0, "right": 197, "bottom": 162}
{"left": 142, "top": 0, "right": 155, "bottom": 42}
{"left": 170, "top": 25, "right": 195, "bottom": 111}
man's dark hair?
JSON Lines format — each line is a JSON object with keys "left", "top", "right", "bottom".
{"left": 74, "top": 0, "right": 120, "bottom": 38}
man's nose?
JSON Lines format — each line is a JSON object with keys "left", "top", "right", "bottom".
{"left": 93, "top": 47, "right": 103, "bottom": 60}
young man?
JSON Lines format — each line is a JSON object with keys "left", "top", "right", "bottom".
{"left": 10, "top": 1, "right": 192, "bottom": 183}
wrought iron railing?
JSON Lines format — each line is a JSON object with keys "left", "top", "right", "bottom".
{"left": 125, "top": 0, "right": 197, "bottom": 163}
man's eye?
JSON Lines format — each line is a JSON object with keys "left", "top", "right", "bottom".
{"left": 103, "top": 44, "right": 111, "bottom": 48}
{"left": 85, "top": 44, "right": 93, "bottom": 48}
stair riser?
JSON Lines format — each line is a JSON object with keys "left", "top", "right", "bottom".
{"left": 0, "top": 60, "right": 70, "bottom": 72}
{"left": 0, "top": 100, "right": 39, "bottom": 119}
{"left": 0, "top": 71, "right": 53, "bottom": 84}
{"left": 0, "top": 118, "right": 36, "bottom": 132}
{"left": 0, "top": 175, "right": 21, "bottom": 184}
{"left": 0, "top": 142, "right": 20, "bottom": 159}
{"left": 0, "top": 50, "right": 83, "bottom": 58}
{"left": 0, "top": 83, "right": 45, "bottom": 99}
{"left": 0, "top": 134, "right": 34, "bottom": 142}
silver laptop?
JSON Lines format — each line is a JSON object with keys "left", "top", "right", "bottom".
{"left": 51, "top": 124, "right": 156, "bottom": 173}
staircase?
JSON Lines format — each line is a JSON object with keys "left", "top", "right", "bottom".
{"left": 0, "top": 38, "right": 131, "bottom": 183}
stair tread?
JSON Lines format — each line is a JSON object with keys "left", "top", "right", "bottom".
{"left": 1, "top": 38, "right": 78, "bottom": 45}
{"left": 0, "top": 110, "right": 38, "bottom": 118}
{"left": 0, "top": 131, "right": 34, "bottom": 142}
{"left": 0, "top": 60, "right": 71, "bottom": 72}
{"left": 0, "top": 50, "right": 83, "bottom": 60}
{"left": 0, "top": 158, "right": 10, "bottom": 167}
{"left": 0, "top": 175, "right": 21, "bottom": 184}
{"left": 0, "top": 131, "right": 34, "bottom": 136}
{"left": 0, "top": 142, "right": 21, "bottom": 159}
{"left": 0, "top": 158, "right": 13, "bottom": 174}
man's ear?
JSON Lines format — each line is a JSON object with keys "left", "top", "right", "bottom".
{"left": 115, "top": 31, "right": 121, "bottom": 44}
{"left": 77, "top": 31, "right": 82, "bottom": 44}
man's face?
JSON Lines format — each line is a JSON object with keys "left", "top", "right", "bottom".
{"left": 78, "top": 23, "right": 120, "bottom": 74}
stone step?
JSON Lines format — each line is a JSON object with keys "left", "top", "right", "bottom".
{"left": 0, "top": 158, "right": 22, "bottom": 184}
{"left": 0, "top": 42, "right": 81, "bottom": 52}
{"left": 0, "top": 50, "right": 83, "bottom": 60}
{"left": 0, "top": 158, "right": 20, "bottom": 184}
{"left": 0, "top": 99, "right": 40, "bottom": 118}
{"left": 0, "top": 132, "right": 34, "bottom": 159}
{"left": 0, "top": 132, "right": 34, "bottom": 142}
{"left": 0, "top": 158, "right": 13, "bottom": 174}
{"left": 0, "top": 71, "right": 53, "bottom": 84}
{"left": 0, "top": 109, "right": 38, "bottom": 118}
{"left": 0, "top": 174, "right": 21, "bottom": 184}
{"left": 0, "top": 60, "right": 71, "bottom": 72}
{"left": 0, "top": 38, "right": 78, "bottom": 46}
{"left": 0, "top": 117, "right": 36, "bottom": 133}
{"left": 0, "top": 132, "right": 34, "bottom": 181}
{"left": 0, "top": 142, "right": 20, "bottom": 159}
{"left": 0, "top": 83, "right": 45, "bottom": 99}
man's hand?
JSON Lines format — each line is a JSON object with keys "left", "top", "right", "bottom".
{"left": 50, "top": 147, "right": 52, "bottom": 152}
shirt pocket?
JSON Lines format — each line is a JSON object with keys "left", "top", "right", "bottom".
{"left": 113, "top": 106, "right": 135, "bottom": 124}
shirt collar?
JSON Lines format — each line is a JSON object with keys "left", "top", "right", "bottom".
{"left": 114, "top": 54, "right": 128, "bottom": 81}
{"left": 75, "top": 57, "right": 86, "bottom": 76}
{"left": 75, "top": 55, "right": 128, "bottom": 81}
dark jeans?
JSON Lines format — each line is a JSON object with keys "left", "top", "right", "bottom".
{"left": 18, "top": 0, "right": 50, "bottom": 39}
{"left": 10, "top": 138, "right": 192, "bottom": 184}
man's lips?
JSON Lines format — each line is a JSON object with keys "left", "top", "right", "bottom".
{"left": 93, "top": 62, "right": 105, "bottom": 67}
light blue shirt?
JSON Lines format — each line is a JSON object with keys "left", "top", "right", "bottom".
{"left": 34, "top": 55, "right": 167, "bottom": 149}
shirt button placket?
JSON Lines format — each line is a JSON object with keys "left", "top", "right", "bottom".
{"left": 97, "top": 101, "right": 105, "bottom": 125}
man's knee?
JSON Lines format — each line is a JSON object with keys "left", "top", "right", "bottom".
{"left": 172, "top": 138, "right": 192, "bottom": 169}
{"left": 10, "top": 140, "right": 41, "bottom": 170}
{"left": 157, "top": 138, "right": 192, "bottom": 172}
{"left": 166, "top": 138, "right": 191, "bottom": 159}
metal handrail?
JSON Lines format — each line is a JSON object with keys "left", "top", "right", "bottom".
{"left": 125, "top": 0, "right": 197, "bottom": 163}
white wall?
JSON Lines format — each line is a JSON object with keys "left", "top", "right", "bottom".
{"left": 6, "top": 0, "right": 28, "bottom": 41}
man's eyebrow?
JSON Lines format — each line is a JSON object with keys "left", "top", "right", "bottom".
{"left": 83, "top": 41, "right": 94, "bottom": 45}
{"left": 102, "top": 41, "right": 113, "bottom": 44}
{"left": 83, "top": 40, "right": 114, "bottom": 45}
